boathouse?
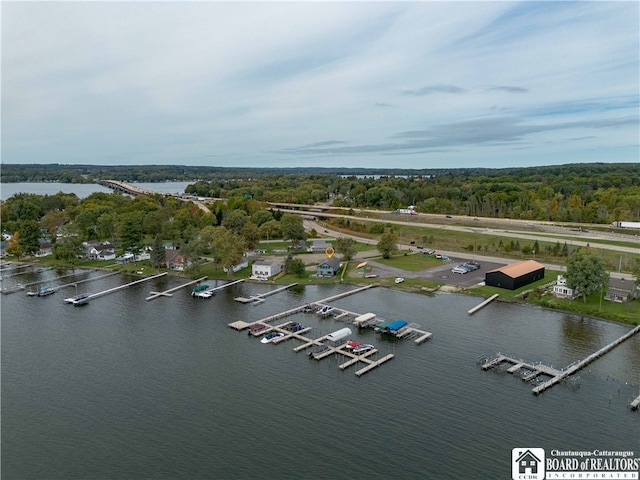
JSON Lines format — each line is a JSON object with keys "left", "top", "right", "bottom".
{"left": 484, "top": 260, "right": 545, "bottom": 290}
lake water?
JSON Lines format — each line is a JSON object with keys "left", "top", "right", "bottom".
{"left": 0, "top": 181, "right": 194, "bottom": 200}
{"left": 1, "top": 268, "right": 638, "bottom": 479}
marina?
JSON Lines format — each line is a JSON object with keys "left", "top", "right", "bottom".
{"left": 228, "top": 285, "right": 431, "bottom": 376}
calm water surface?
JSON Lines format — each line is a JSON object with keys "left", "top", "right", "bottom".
{"left": 2, "top": 268, "right": 639, "bottom": 479}
{"left": 0, "top": 182, "right": 193, "bottom": 200}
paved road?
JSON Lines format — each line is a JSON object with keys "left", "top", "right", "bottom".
{"left": 304, "top": 220, "right": 636, "bottom": 282}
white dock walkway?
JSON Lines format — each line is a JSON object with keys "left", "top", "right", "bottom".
{"left": 146, "top": 276, "right": 208, "bottom": 300}
{"left": 631, "top": 395, "right": 640, "bottom": 411}
{"left": 468, "top": 294, "right": 499, "bottom": 314}
{"left": 84, "top": 273, "right": 167, "bottom": 301}
{"left": 235, "top": 283, "right": 298, "bottom": 303}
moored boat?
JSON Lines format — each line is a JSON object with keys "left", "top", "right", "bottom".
{"left": 37, "top": 286, "right": 56, "bottom": 296}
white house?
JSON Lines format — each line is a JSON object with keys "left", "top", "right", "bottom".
{"left": 252, "top": 260, "right": 282, "bottom": 279}
{"left": 224, "top": 258, "right": 249, "bottom": 274}
{"left": 86, "top": 242, "right": 116, "bottom": 261}
{"left": 552, "top": 274, "right": 577, "bottom": 299}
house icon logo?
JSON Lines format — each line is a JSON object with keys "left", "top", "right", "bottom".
{"left": 512, "top": 448, "right": 545, "bottom": 480}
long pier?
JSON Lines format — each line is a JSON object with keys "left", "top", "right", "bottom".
{"left": 84, "top": 272, "right": 167, "bottom": 301}
{"left": 234, "top": 283, "right": 298, "bottom": 303}
{"left": 146, "top": 276, "right": 208, "bottom": 301}
{"left": 532, "top": 324, "right": 640, "bottom": 395}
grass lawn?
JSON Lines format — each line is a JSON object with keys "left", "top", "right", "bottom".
{"left": 373, "top": 252, "right": 442, "bottom": 271}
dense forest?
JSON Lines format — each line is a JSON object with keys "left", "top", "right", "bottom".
{"left": 2, "top": 163, "right": 639, "bottom": 223}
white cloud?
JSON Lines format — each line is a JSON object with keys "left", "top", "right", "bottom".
{"left": 2, "top": 1, "right": 638, "bottom": 168}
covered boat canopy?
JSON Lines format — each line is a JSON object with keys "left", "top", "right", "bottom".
{"left": 385, "top": 320, "right": 408, "bottom": 332}
{"left": 354, "top": 313, "right": 376, "bottom": 326}
{"left": 326, "top": 327, "right": 352, "bottom": 343}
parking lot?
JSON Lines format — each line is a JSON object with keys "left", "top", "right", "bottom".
{"left": 366, "top": 253, "right": 507, "bottom": 288}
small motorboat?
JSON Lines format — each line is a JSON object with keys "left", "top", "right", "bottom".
{"left": 260, "top": 332, "right": 284, "bottom": 344}
{"left": 345, "top": 341, "right": 361, "bottom": 350}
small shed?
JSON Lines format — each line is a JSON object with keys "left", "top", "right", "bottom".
{"left": 484, "top": 260, "right": 545, "bottom": 290}
{"left": 326, "top": 327, "right": 352, "bottom": 346}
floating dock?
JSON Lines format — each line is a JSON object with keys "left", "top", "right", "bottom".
{"left": 235, "top": 283, "right": 297, "bottom": 303}
{"left": 468, "top": 293, "right": 499, "bottom": 314}
{"left": 631, "top": 395, "right": 640, "bottom": 411}
{"left": 146, "top": 276, "right": 208, "bottom": 301}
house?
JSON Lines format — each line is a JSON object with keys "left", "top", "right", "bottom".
{"left": 604, "top": 277, "right": 640, "bottom": 303}
{"left": 35, "top": 239, "right": 54, "bottom": 257}
{"left": 552, "top": 274, "right": 578, "bottom": 299}
{"left": 252, "top": 260, "right": 282, "bottom": 279}
{"left": 165, "top": 248, "right": 190, "bottom": 271}
{"left": 224, "top": 258, "right": 249, "bottom": 274}
{"left": 116, "top": 252, "right": 135, "bottom": 264}
{"left": 308, "top": 239, "right": 330, "bottom": 253}
{"left": 484, "top": 260, "right": 545, "bottom": 290}
{"left": 316, "top": 256, "right": 341, "bottom": 277}
{"left": 86, "top": 242, "right": 116, "bottom": 261}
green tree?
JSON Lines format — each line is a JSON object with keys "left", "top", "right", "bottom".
{"left": 336, "top": 237, "right": 357, "bottom": 261}
{"left": 213, "top": 227, "right": 246, "bottom": 276}
{"left": 119, "top": 212, "right": 144, "bottom": 253}
{"left": 150, "top": 234, "right": 166, "bottom": 268}
{"left": 281, "top": 213, "right": 307, "bottom": 246}
{"left": 53, "top": 233, "right": 84, "bottom": 263}
{"left": 259, "top": 220, "right": 282, "bottom": 240}
{"left": 377, "top": 231, "right": 398, "bottom": 259}
{"left": 222, "top": 209, "right": 248, "bottom": 234}
{"left": 240, "top": 222, "right": 260, "bottom": 250}
{"left": 252, "top": 209, "right": 273, "bottom": 227}
{"left": 289, "top": 258, "right": 306, "bottom": 277}
{"left": 566, "top": 249, "right": 609, "bottom": 304}
{"left": 17, "top": 220, "right": 42, "bottom": 256}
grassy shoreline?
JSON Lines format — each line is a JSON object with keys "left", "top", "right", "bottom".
{"left": 10, "top": 246, "right": 639, "bottom": 327}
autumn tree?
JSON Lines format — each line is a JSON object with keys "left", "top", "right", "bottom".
{"left": 377, "top": 231, "right": 398, "bottom": 259}
{"left": 566, "top": 249, "right": 609, "bottom": 303}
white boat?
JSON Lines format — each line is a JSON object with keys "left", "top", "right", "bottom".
{"left": 317, "top": 305, "right": 334, "bottom": 316}
{"left": 260, "top": 332, "right": 284, "bottom": 344}
{"left": 37, "top": 286, "right": 56, "bottom": 296}
{"left": 64, "top": 293, "right": 90, "bottom": 306}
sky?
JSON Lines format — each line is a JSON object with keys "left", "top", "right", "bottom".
{"left": 2, "top": 1, "right": 639, "bottom": 169}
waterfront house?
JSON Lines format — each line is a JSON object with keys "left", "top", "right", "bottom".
{"left": 35, "top": 239, "right": 54, "bottom": 258}
{"left": 316, "top": 256, "right": 341, "bottom": 277}
{"left": 552, "top": 274, "right": 578, "bottom": 299}
{"left": 251, "top": 260, "right": 282, "bottom": 279}
{"left": 604, "top": 277, "right": 640, "bottom": 303}
{"left": 166, "top": 248, "right": 190, "bottom": 271}
{"left": 86, "top": 241, "right": 116, "bottom": 261}
{"left": 224, "top": 258, "right": 249, "bottom": 274}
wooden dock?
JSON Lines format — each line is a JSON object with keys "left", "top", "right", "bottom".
{"left": 468, "top": 293, "right": 499, "bottom": 314}
{"left": 234, "top": 283, "right": 297, "bottom": 303}
{"left": 146, "top": 276, "right": 208, "bottom": 300}
{"left": 193, "top": 279, "right": 244, "bottom": 298}
{"left": 532, "top": 324, "right": 640, "bottom": 395}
